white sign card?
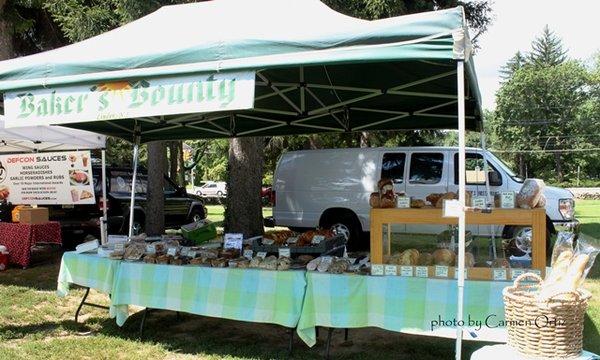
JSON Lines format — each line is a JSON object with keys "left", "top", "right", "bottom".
{"left": 311, "top": 235, "right": 325, "bottom": 245}
{"left": 243, "top": 249, "right": 254, "bottom": 260}
{"left": 492, "top": 268, "right": 507, "bottom": 281}
{"left": 384, "top": 265, "right": 398, "bottom": 276}
{"left": 435, "top": 265, "right": 449, "bottom": 278}
{"left": 108, "top": 235, "right": 128, "bottom": 245}
{"left": 114, "top": 243, "right": 125, "bottom": 252}
{"left": 511, "top": 269, "right": 525, "bottom": 280}
{"left": 4, "top": 71, "right": 256, "bottom": 127}
{"left": 400, "top": 266, "right": 413, "bottom": 277}
{"left": 167, "top": 248, "right": 177, "bottom": 257}
{"left": 501, "top": 191, "right": 515, "bottom": 208}
{"left": 256, "top": 251, "right": 267, "bottom": 259}
{"left": 415, "top": 266, "right": 429, "bottom": 278}
{"left": 396, "top": 196, "right": 411, "bottom": 208}
{"left": 145, "top": 244, "right": 156, "bottom": 254}
{"left": 278, "top": 247, "right": 291, "bottom": 258}
{"left": 0, "top": 151, "right": 96, "bottom": 205}
{"left": 224, "top": 233, "right": 244, "bottom": 251}
{"left": 371, "top": 264, "right": 384, "bottom": 276}
{"left": 472, "top": 196, "right": 487, "bottom": 209}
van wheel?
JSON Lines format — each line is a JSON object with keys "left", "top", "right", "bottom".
{"left": 502, "top": 225, "right": 552, "bottom": 259}
{"left": 320, "top": 213, "right": 363, "bottom": 251}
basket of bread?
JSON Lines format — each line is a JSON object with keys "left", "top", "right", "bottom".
{"left": 502, "top": 232, "right": 598, "bottom": 359}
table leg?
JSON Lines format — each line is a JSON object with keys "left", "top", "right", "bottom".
{"left": 325, "top": 327, "right": 334, "bottom": 360}
{"left": 288, "top": 327, "right": 294, "bottom": 355}
{"left": 344, "top": 328, "right": 349, "bottom": 341}
{"left": 316, "top": 326, "right": 319, "bottom": 339}
{"left": 139, "top": 308, "right": 149, "bottom": 338}
{"left": 75, "top": 287, "right": 91, "bottom": 323}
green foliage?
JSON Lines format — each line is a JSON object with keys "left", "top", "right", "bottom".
{"left": 490, "top": 30, "right": 600, "bottom": 186}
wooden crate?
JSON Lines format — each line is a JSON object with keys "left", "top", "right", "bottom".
{"left": 369, "top": 208, "right": 547, "bottom": 279}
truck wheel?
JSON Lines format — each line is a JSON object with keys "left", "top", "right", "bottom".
{"left": 320, "top": 213, "right": 364, "bottom": 251}
{"left": 188, "top": 207, "right": 205, "bottom": 223}
{"left": 502, "top": 225, "right": 552, "bottom": 259}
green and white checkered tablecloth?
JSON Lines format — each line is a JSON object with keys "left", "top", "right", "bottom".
{"left": 57, "top": 252, "right": 120, "bottom": 297}
{"left": 296, "top": 272, "right": 508, "bottom": 346}
{"left": 111, "top": 262, "right": 307, "bottom": 327}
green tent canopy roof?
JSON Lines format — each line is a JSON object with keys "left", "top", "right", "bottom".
{"left": 0, "top": 0, "right": 483, "bottom": 142}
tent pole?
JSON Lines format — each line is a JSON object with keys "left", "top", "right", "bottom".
{"left": 479, "top": 133, "right": 497, "bottom": 259}
{"left": 455, "top": 59, "right": 466, "bottom": 360}
{"left": 101, "top": 149, "right": 108, "bottom": 245}
{"left": 128, "top": 133, "right": 140, "bottom": 239}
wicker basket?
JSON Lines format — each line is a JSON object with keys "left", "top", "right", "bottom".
{"left": 502, "top": 273, "right": 591, "bottom": 359}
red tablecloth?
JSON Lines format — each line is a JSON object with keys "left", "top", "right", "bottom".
{"left": 0, "top": 221, "right": 62, "bottom": 268}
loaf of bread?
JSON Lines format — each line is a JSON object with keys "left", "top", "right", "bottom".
{"left": 433, "top": 249, "right": 455, "bottom": 266}
{"left": 544, "top": 250, "right": 574, "bottom": 285}
{"left": 465, "top": 252, "right": 475, "bottom": 267}
{"left": 369, "top": 192, "right": 381, "bottom": 208}
{"left": 516, "top": 179, "right": 545, "bottom": 209}
{"left": 410, "top": 199, "right": 426, "bottom": 208}
{"left": 399, "top": 249, "right": 420, "bottom": 265}
{"left": 418, "top": 252, "right": 434, "bottom": 266}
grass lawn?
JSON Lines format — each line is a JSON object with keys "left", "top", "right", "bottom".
{"left": 0, "top": 201, "right": 598, "bottom": 359}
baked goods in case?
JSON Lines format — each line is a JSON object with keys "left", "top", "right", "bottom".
{"left": 433, "top": 249, "right": 455, "bottom": 266}
{"left": 465, "top": 252, "right": 475, "bottom": 267}
{"left": 410, "top": 199, "right": 426, "bottom": 208}
{"left": 418, "top": 252, "right": 434, "bottom": 266}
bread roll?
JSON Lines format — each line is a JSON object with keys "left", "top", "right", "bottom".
{"left": 418, "top": 252, "right": 434, "bottom": 266}
{"left": 410, "top": 199, "right": 426, "bottom": 208}
{"left": 465, "top": 252, "right": 475, "bottom": 267}
{"left": 491, "top": 258, "right": 509, "bottom": 268}
{"left": 433, "top": 249, "right": 455, "bottom": 266}
{"left": 426, "top": 193, "right": 444, "bottom": 206}
{"left": 399, "top": 249, "right": 420, "bottom": 265}
{"left": 380, "top": 196, "right": 396, "bottom": 208}
{"left": 369, "top": 192, "right": 381, "bottom": 208}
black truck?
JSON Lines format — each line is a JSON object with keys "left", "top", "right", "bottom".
{"left": 49, "top": 166, "right": 207, "bottom": 240}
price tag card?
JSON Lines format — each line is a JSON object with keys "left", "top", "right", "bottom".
{"left": 511, "top": 269, "right": 525, "bottom": 280}
{"left": 371, "top": 264, "right": 384, "bottom": 276}
{"left": 180, "top": 247, "right": 189, "bottom": 257}
{"left": 435, "top": 265, "right": 449, "bottom": 278}
{"left": 400, "top": 266, "right": 413, "bottom": 277}
{"left": 472, "top": 196, "right": 487, "bottom": 209}
{"left": 397, "top": 196, "right": 411, "bottom": 208}
{"left": 114, "top": 243, "right": 125, "bottom": 252}
{"left": 286, "top": 237, "right": 298, "bottom": 245}
{"left": 279, "top": 247, "right": 291, "bottom": 258}
{"left": 493, "top": 268, "right": 507, "bottom": 281}
{"left": 145, "top": 244, "right": 156, "bottom": 254}
{"left": 454, "top": 267, "right": 468, "bottom": 279}
{"left": 415, "top": 266, "right": 429, "bottom": 278}
{"left": 312, "top": 235, "right": 325, "bottom": 245}
{"left": 256, "top": 251, "right": 267, "bottom": 259}
{"left": 384, "top": 265, "right": 398, "bottom": 276}
{"left": 108, "top": 235, "right": 128, "bottom": 245}
{"left": 224, "top": 233, "right": 244, "bottom": 250}
{"left": 501, "top": 191, "right": 515, "bottom": 209}
{"left": 188, "top": 251, "right": 197, "bottom": 259}
{"left": 243, "top": 249, "right": 254, "bottom": 260}
{"left": 167, "top": 248, "right": 177, "bottom": 257}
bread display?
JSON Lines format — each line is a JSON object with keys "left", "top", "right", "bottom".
{"left": 432, "top": 249, "right": 455, "bottom": 266}
{"left": 369, "top": 178, "right": 397, "bottom": 208}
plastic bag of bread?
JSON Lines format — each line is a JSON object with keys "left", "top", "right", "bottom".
{"left": 369, "top": 192, "right": 381, "bottom": 208}
{"left": 516, "top": 179, "right": 545, "bottom": 209}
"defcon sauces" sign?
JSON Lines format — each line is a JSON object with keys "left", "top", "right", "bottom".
{"left": 3, "top": 71, "right": 255, "bottom": 127}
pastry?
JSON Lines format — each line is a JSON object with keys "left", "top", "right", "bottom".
{"left": 249, "top": 257, "right": 263, "bottom": 268}
{"left": 418, "top": 252, "right": 434, "bottom": 266}
{"left": 369, "top": 192, "right": 381, "bottom": 208}
{"left": 410, "top": 199, "right": 426, "bottom": 208}
{"left": 433, "top": 249, "right": 455, "bottom": 266}
{"left": 277, "top": 257, "right": 292, "bottom": 271}
{"left": 328, "top": 258, "right": 350, "bottom": 274}
{"left": 124, "top": 243, "right": 145, "bottom": 261}
{"left": 399, "top": 249, "right": 420, "bottom": 265}
{"left": 306, "top": 257, "right": 321, "bottom": 271}
{"left": 259, "top": 256, "right": 278, "bottom": 270}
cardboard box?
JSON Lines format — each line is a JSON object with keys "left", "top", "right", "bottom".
{"left": 18, "top": 207, "right": 49, "bottom": 224}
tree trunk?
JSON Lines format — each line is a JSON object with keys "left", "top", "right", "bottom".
{"left": 518, "top": 154, "right": 526, "bottom": 178}
{"left": 168, "top": 141, "right": 179, "bottom": 183}
{"left": 224, "top": 137, "right": 264, "bottom": 238}
{"left": 360, "top": 132, "right": 370, "bottom": 148}
{"left": 146, "top": 141, "right": 166, "bottom": 236}
{"left": 178, "top": 141, "right": 185, "bottom": 186}
{"left": 0, "top": 1, "right": 14, "bottom": 61}
{"left": 553, "top": 152, "right": 564, "bottom": 182}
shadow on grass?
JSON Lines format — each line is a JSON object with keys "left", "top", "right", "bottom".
{"left": 0, "top": 309, "right": 495, "bottom": 360}
{"left": 584, "top": 313, "right": 600, "bottom": 355}
{"left": 0, "top": 249, "right": 62, "bottom": 291}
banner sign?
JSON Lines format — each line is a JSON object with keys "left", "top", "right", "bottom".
{"left": 0, "top": 150, "right": 96, "bottom": 205}
{"left": 3, "top": 71, "right": 256, "bottom": 127}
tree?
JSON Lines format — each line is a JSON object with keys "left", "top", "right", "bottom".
{"left": 500, "top": 51, "right": 526, "bottom": 80}
{"left": 223, "top": 137, "right": 265, "bottom": 238}
{"left": 146, "top": 141, "right": 165, "bottom": 235}
{"left": 529, "top": 25, "right": 568, "bottom": 67}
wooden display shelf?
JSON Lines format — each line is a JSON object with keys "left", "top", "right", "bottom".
{"left": 370, "top": 207, "right": 547, "bottom": 278}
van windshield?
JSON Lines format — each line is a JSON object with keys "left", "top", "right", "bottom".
{"left": 486, "top": 151, "right": 524, "bottom": 183}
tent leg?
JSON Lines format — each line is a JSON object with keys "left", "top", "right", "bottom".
{"left": 101, "top": 149, "right": 108, "bottom": 245}
{"left": 455, "top": 60, "right": 466, "bottom": 360}
{"left": 479, "top": 133, "right": 497, "bottom": 259}
{"left": 128, "top": 136, "right": 140, "bottom": 239}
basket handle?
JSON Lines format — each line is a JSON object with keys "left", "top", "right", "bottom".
{"left": 513, "top": 272, "right": 543, "bottom": 288}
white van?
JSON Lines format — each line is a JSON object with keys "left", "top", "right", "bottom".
{"left": 273, "top": 147, "right": 577, "bottom": 247}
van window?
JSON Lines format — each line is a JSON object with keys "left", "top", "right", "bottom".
{"left": 409, "top": 153, "right": 443, "bottom": 184}
{"left": 454, "top": 153, "right": 502, "bottom": 186}
{"left": 381, "top": 153, "right": 406, "bottom": 183}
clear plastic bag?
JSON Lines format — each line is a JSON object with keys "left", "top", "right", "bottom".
{"left": 574, "top": 234, "right": 600, "bottom": 288}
